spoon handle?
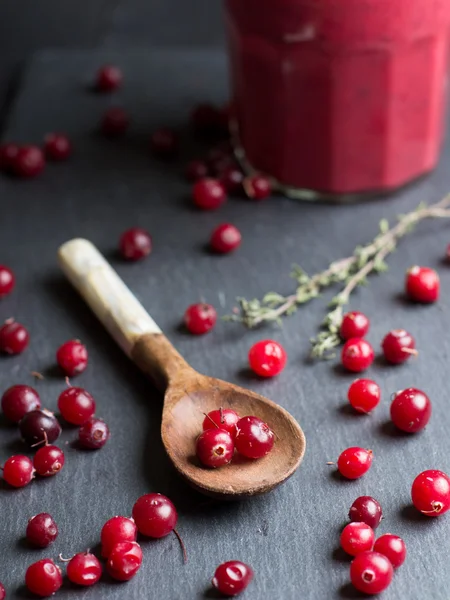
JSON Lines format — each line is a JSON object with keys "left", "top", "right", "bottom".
{"left": 58, "top": 238, "right": 190, "bottom": 390}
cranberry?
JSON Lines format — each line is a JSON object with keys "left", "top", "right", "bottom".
{"left": 405, "top": 266, "right": 440, "bottom": 303}
{"left": 243, "top": 174, "right": 272, "bottom": 200}
{"left": 0, "top": 265, "right": 15, "bottom": 297}
{"left": 0, "top": 582, "right": 4, "bottom": 600}
{"left": 132, "top": 493, "right": 177, "bottom": 538}
{"left": 248, "top": 340, "right": 287, "bottom": 377}
{"left": 96, "top": 65, "right": 123, "bottom": 92}
{"left": 56, "top": 339, "right": 88, "bottom": 376}
{"left": 202, "top": 408, "right": 239, "bottom": 438}
{"left": 33, "top": 445, "right": 65, "bottom": 477}
{"left": 106, "top": 541, "right": 143, "bottom": 581}
{"left": 192, "top": 178, "right": 226, "bottom": 210}
{"left": 101, "top": 516, "right": 137, "bottom": 558}
{"left": 221, "top": 165, "right": 244, "bottom": 194}
{"left": 350, "top": 551, "right": 393, "bottom": 595}
{"left": 340, "top": 311, "right": 370, "bottom": 340}
{"left": 235, "top": 416, "right": 274, "bottom": 459}
{"left": 212, "top": 561, "right": 253, "bottom": 596}
{"left": 185, "top": 160, "right": 208, "bottom": 182}
{"left": 25, "top": 559, "right": 62, "bottom": 597}
{"left": 19, "top": 409, "right": 61, "bottom": 446}
{"left": 1, "top": 385, "right": 41, "bottom": 423}
{"left": 0, "top": 143, "right": 19, "bottom": 172}
{"left": 341, "top": 338, "right": 374, "bottom": 373}
{"left": 210, "top": 223, "right": 242, "bottom": 254}
{"left": 58, "top": 386, "right": 96, "bottom": 425}
{"left": 26, "top": 513, "right": 58, "bottom": 547}
{"left": 79, "top": 418, "right": 110, "bottom": 449}
{"left": 381, "top": 329, "right": 416, "bottom": 364}
{"left": 0, "top": 320, "right": 29, "bottom": 354}
{"left": 119, "top": 227, "right": 152, "bottom": 261}
{"left": 150, "top": 128, "right": 178, "bottom": 158}
{"left": 373, "top": 534, "right": 406, "bottom": 569}
{"left": 2, "top": 455, "right": 34, "bottom": 487}
{"left": 67, "top": 552, "right": 102, "bottom": 586}
{"left": 184, "top": 303, "right": 217, "bottom": 335}
{"left": 390, "top": 387, "right": 431, "bottom": 433}
{"left": 349, "top": 496, "right": 383, "bottom": 529}
{"left": 337, "top": 447, "right": 373, "bottom": 480}
{"left": 101, "top": 107, "right": 129, "bottom": 136}
{"left": 196, "top": 429, "right": 234, "bottom": 468}
{"left": 347, "top": 379, "right": 380, "bottom": 413}
{"left": 191, "top": 104, "right": 222, "bottom": 136}
{"left": 14, "top": 146, "right": 45, "bottom": 178}
{"left": 411, "top": 469, "right": 450, "bottom": 517}
{"left": 340, "top": 522, "right": 375, "bottom": 556}
{"left": 44, "top": 133, "right": 71, "bottom": 161}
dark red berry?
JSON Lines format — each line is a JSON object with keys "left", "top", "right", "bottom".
{"left": 405, "top": 266, "right": 439, "bottom": 303}
{"left": 196, "top": 429, "right": 234, "bottom": 468}
{"left": 349, "top": 496, "right": 383, "bottom": 529}
{"left": 67, "top": 552, "right": 102, "bottom": 586}
{"left": 101, "top": 516, "right": 137, "bottom": 558}
{"left": 411, "top": 469, "right": 450, "bottom": 517}
{"left": 56, "top": 339, "right": 88, "bottom": 376}
{"left": 119, "top": 227, "right": 152, "bottom": 261}
{"left": 248, "top": 340, "right": 287, "bottom": 377}
{"left": 192, "top": 178, "right": 226, "bottom": 210}
{"left": 2, "top": 455, "right": 34, "bottom": 487}
{"left": 78, "top": 418, "right": 110, "bottom": 449}
{"left": 212, "top": 561, "right": 253, "bottom": 596}
{"left": 150, "top": 128, "right": 178, "bottom": 159}
{"left": 202, "top": 408, "right": 239, "bottom": 438}
{"left": 243, "top": 174, "right": 272, "bottom": 200}
{"left": 381, "top": 329, "right": 416, "bottom": 364}
{"left": 341, "top": 338, "right": 374, "bottom": 373}
{"left": 337, "top": 447, "right": 373, "bottom": 480}
{"left": 390, "top": 387, "right": 431, "bottom": 433}
{"left": 96, "top": 65, "right": 123, "bottom": 92}
{"left": 191, "top": 104, "right": 222, "bottom": 136}
{"left": 1, "top": 385, "right": 41, "bottom": 423}
{"left": 185, "top": 160, "right": 208, "bottom": 182}
{"left": 221, "top": 165, "right": 244, "bottom": 194}
{"left": 184, "top": 303, "right": 217, "bottom": 335}
{"left": 132, "top": 493, "right": 177, "bottom": 538}
{"left": 373, "top": 534, "right": 406, "bottom": 569}
{"left": 0, "top": 320, "right": 29, "bottom": 354}
{"left": 340, "top": 522, "right": 375, "bottom": 556}
{"left": 101, "top": 107, "right": 129, "bottom": 136}
{"left": 19, "top": 409, "right": 62, "bottom": 447}
{"left": 0, "top": 582, "right": 5, "bottom": 600}
{"left": 106, "top": 541, "right": 142, "bottom": 582}
{"left": 44, "top": 133, "right": 71, "bottom": 161}
{"left": 33, "top": 445, "right": 65, "bottom": 477}
{"left": 350, "top": 551, "right": 393, "bottom": 595}
{"left": 347, "top": 379, "right": 380, "bottom": 414}
{"left": 26, "top": 513, "right": 58, "bottom": 547}
{"left": 58, "top": 386, "right": 96, "bottom": 425}
{"left": 25, "top": 559, "right": 62, "bottom": 597}
{"left": 340, "top": 311, "right": 370, "bottom": 340}
{"left": 0, "top": 143, "right": 19, "bottom": 172}
{"left": 0, "top": 265, "right": 15, "bottom": 297}
{"left": 14, "top": 146, "right": 45, "bottom": 178}
{"left": 210, "top": 223, "right": 241, "bottom": 254}
{"left": 235, "top": 416, "right": 274, "bottom": 459}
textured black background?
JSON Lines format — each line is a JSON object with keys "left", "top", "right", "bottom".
{"left": 1, "top": 8, "right": 450, "bottom": 600}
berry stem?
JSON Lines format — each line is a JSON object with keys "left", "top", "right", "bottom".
{"left": 173, "top": 528, "right": 188, "bottom": 564}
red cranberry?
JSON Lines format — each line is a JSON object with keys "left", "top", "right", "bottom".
{"left": 67, "top": 552, "right": 102, "bottom": 586}
{"left": 0, "top": 320, "right": 30, "bottom": 354}
{"left": 19, "top": 409, "right": 62, "bottom": 446}
{"left": 337, "top": 447, "right": 373, "bottom": 480}
{"left": 411, "top": 469, "right": 450, "bottom": 516}
{"left": 381, "top": 329, "right": 416, "bottom": 364}
{"left": 192, "top": 178, "right": 226, "bottom": 210}
{"left": 58, "top": 386, "right": 96, "bottom": 425}
{"left": 26, "top": 513, "right": 58, "bottom": 547}
{"left": 212, "top": 561, "right": 254, "bottom": 596}
{"left": 101, "top": 107, "right": 129, "bottom": 136}
{"left": 150, "top": 128, "right": 178, "bottom": 158}
{"left": 0, "top": 582, "right": 4, "bottom": 600}
{"left": 0, "top": 265, "right": 15, "bottom": 297}
{"left": 221, "top": 165, "right": 244, "bottom": 194}
{"left": 107, "top": 541, "right": 143, "bottom": 582}
{"left": 0, "top": 143, "right": 19, "bottom": 172}
{"left": 340, "top": 522, "right": 375, "bottom": 556}
{"left": 373, "top": 534, "right": 406, "bottom": 569}
{"left": 1, "top": 385, "right": 41, "bottom": 423}
{"left": 14, "top": 146, "right": 45, "bottom": 178}
{"left": 405, "top": 266, "right": 440, "bottom": 303}
{"left": 243, "top": 174, "right": 272, "bottom": 200}
{"left": 191, "top": 104, "right": 222, "bottom": 136}
{"left": 119, "top": 227, "right": 152, "bottom": 260}
{"left": 101, "top": 516, "right": 137, "bottom": 558}
{"left": 196, "top": 428, "right": 234, "bottom": 468}
{"left": 56, "top": 339, "right": 88, "bottom": 376}
{"left": 132, "top": 493, "right": 177, "bottom": 538}
{"left": 350, "top": 551, "right": 393, "bottom": 595}
{"left": 25, "top": 559, "right": 63, "bottom": 597}
{"left": 210, "top": 223, "right": 242, "bottom": 254}
{"left": 44, "top": 133, "right": 71, "bottom": 161}
{"left": 202, "top": 408, "right": 239, "bottom": 438}
{"left": 340, "top": 311, "right": 370, "bottom": 340}
{"left": 79, "top": 418, "right": 110, "bottom": 449}
{"left": 33, "top": 445, "right": 65, "bottom": 477}
{"left": 248, "top": 340, "right": 287, "bottom": 377}
{"left": 349, "top": 496, "right": 383, "bottom": 529}
{"left": 184, "top": 303, "right": 217, "bottom": 335}
{"left": 96, "top": 65, "right": 123, "bottom": 92}
{"left": 185, "top": 160, "right": 209, "bottom": 182}
{"left": 341, "top": 338, "right": 374, "bottom": 372}
{"left": 390, "top": 388, "right": 431, "bottom": 433}
{"left": 235, "top": 416, "right": 274, "bottom": 459}
{"left": 347, "top": 379, "right": 380, "bottom": 413}
{"left": 2, "top": 455, "right": 34, "bottom": 487}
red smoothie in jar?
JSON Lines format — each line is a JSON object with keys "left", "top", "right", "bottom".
{"left": 225, "top": 0, "right": 450, "bottom": 196}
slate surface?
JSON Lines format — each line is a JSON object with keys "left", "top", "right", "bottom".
{"left": 1, "top": 49, "right": 450, "bottom": 600}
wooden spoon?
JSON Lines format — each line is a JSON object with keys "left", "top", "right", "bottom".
{"left": 58, "top": 239, "right": 306, "bottom": 499}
